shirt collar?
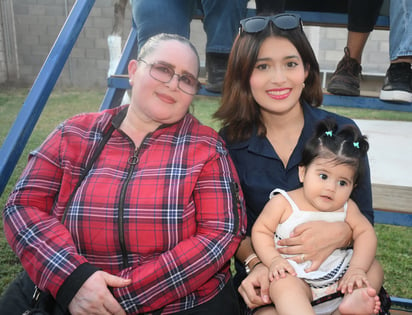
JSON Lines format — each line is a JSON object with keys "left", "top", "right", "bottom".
{"left": 228, "top": 101, "right": 319, "bottom": 164}
{"left": 111, "top": 105, "right": 128, "bottom": 129}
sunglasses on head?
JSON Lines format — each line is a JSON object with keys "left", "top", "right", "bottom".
{"left": 240, "top": 13, "right": 303, "bottom": 34}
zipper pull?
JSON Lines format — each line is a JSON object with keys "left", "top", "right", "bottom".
{"left": 128, "top": 151, "right": 139, "bottom": 165}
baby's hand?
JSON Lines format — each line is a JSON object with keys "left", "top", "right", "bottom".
{"left": 269, "top": 256, "right": 296, "bottom": 281}
{"left": 338, "top": 267, "right": 369, "bottom": 294}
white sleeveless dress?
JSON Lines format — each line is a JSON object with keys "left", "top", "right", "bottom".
{"left": 270, "top": 188, "right": 353, "bottom": 314}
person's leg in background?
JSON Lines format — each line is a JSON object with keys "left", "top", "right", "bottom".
{"left": 327, "top": 0, "right": 384, "bottom": 96}
{"left": 254, "top": 0, "right": 285, "bottom": 15}
{"left": 379, "top": 0, "right": 412, "bottom": 103}
{"left": 131, "top": 0, "right": 194, "bottom": 52}
{"left": 201, "top": 0, "right": 248, "bottom": 92}
{"left": 256, "top": 0, "right": 348, "bottom": 15}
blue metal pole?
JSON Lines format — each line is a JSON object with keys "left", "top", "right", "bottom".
{"left": 0, "top": 0, "right": 95, "bottom": 196}
{"left": 100, "top": 26, "right": 138, "bottom": 111}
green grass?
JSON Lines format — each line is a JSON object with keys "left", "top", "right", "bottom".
{"left": 0, "top": 88, "right": 104, "bottom": 291}
{"left": 0, "top": 88, "right": 411, "bottom": 299}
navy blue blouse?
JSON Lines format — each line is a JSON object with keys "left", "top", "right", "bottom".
{"left": 221, "top": 101, "right": 374, "bottom": 237}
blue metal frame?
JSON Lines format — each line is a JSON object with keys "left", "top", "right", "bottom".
{"left": 0, "top": 0, "right": 95, "bottom": 196}
{"left": 322, "top": 94, "right": 412, "bottom": 112}
{"left": 390, "top": 296, "right": 412, "bottom": 310}
{"left": 374, "top": 210, "right": 412, "bottom": 227}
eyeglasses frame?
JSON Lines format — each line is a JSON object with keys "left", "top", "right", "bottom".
{"left": 137, "top": 58, "right": 201, "bottom": 95}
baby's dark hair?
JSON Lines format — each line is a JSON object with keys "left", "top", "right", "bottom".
{"left": 300, "top": 118, "right": 369, "bottom": 185}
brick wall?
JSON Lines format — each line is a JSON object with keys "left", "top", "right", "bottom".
{"left": 12, "top": 0, "right": 132, "bottom": 89}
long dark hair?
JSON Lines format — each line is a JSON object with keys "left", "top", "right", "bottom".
{"left": 214, "top": 20, "right": 322, "bottom": 143}
{"left": 301, "top": 118, "right": 369, "bottom": 185}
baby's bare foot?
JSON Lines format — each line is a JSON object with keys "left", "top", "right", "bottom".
{"left": 339, "top": 287, "right": 381, "bottom": 314}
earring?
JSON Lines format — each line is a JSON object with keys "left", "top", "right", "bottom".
{"left": 128, "top": 79, "right": 132, "bottom": 85}
{"left": 302, "top": 82, "right": 305, "bottom": 89}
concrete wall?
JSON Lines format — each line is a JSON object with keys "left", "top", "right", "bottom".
{"left": 10, "top": 0, "right": 132, "bottom": 89}
{"left": 316, "top": 27, "right": 389, "bottom": 75}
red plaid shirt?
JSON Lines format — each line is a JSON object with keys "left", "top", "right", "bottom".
{"left": 3, "top": 105, "right": 246, "bottom": 314}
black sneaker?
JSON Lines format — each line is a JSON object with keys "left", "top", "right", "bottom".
{"left": 379, "top": 62, "right": 412, "bottom": 103}
{"left": 327, "top": 47, "right": 362, "bottom": 96}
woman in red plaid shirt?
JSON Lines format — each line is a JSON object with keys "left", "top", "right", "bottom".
{"left": 1, "top": 33, "right": 246, "bottom": 314}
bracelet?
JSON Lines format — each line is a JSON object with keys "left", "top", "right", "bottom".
{"left": 244, "top": 253, "right": 260, "bottom": 275}
{"left": 250, "top": 261, "right": 262, "bottom": 271}
{"left": 244, "top": 253, "right": 258, "bottom": 266}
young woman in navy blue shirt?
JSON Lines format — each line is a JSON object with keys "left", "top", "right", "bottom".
{"left": 214, "top": 14, "right": 385, "bottom": 314}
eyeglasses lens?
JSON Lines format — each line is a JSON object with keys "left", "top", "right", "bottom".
{"left": 150, "top": 63, "right": 199, "bottom": 95}
{"left": 242, "top": 17, "right": 268, "bottom": 33}
{"left": 241, "top": 14, "right": 301, "bottom": 33}
{"left": 274, "top": 15, "right": 300, "bottom": 30}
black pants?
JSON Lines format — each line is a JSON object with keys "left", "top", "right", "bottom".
{"left": 173, "top": 278, "right": 240, "bottom": 315}
{"left": 0, "top": 271, "right": 63, "bottom": 315}
{"left": 0, "top": 271, "right": 240, "bottom": 315}
{"left": 255, "top": 0, "right": 384, "bottom": 33}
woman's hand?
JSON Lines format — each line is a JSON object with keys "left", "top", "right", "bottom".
{"left": 68, "top": 271, "right": 131, "bottom": 315}
{"left": 277, "top": 221, "right": 351, "bottom": 272}
{"left": 238, "top": 263, "right": 272, "bottom": 309}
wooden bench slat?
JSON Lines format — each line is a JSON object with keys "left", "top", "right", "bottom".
{"left": 372, "top": 184, "right": 412, "bottom": 214}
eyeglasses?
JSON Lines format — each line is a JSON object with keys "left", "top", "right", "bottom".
{"left": 138, "top": 58, "right": 200, "bottom": 95}
{"left": 240, "top": 13, "right": 302, "bottom": 34}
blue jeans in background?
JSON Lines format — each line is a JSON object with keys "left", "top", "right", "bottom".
{"left": 131, "top": 0, "right": 248, "bottom": 54}
{"left": 389, "top": 0, "right": 412, "bottom": 61}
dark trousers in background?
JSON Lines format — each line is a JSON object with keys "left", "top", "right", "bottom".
{"left": 254, "top": 0, "right": 384, "bottom": 32}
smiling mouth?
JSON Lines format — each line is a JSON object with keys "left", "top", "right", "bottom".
{"left": 267, "top": 89, "right": 291, "bottom": 99}
{"left": 156, "top": 92, "right": 176, "bottom": 104}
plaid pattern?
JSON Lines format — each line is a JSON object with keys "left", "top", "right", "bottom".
{"left": 3, "top": 105, "right": 246, "bottom": 314}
